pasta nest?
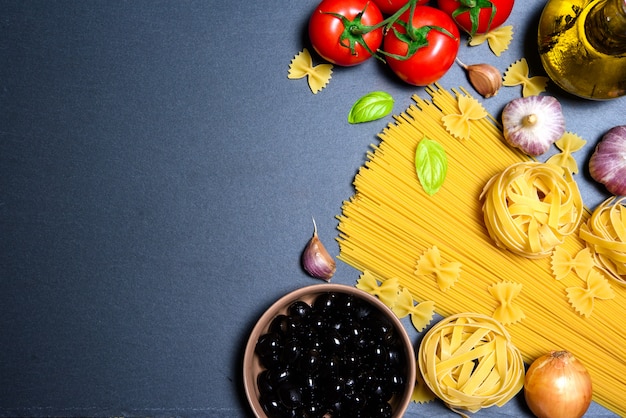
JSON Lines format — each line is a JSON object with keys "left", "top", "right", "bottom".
{"left": 579, "top": 196, "right": 626, "bottom": 284}
{"left": 418, "top": 313, "right": 524, "bottom": 414}
{"left": 481, "top": 161, "right": 583, "bottom": 258}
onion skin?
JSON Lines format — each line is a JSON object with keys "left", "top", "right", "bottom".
{"left": 524, "top": 350, "right": 593, "bottom": 418}
{"left": 589, "top": 125, "right": 626, "bottom": 196}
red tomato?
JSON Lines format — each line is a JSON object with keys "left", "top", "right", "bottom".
{"left": 437, "top": 0, "right": 514, "bottom": 35}
{"left": 382, "top": 6, "right": 460, "bottom": 86}
{"left": 309, "top": 0, "right": 384, "bottom": 66}
{"left": 371, "top": 0, "right": 428, "bottom": 16}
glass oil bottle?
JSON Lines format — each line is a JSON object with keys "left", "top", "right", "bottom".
{"left": 538, "top": 0, "right": 626, "bottom": 99}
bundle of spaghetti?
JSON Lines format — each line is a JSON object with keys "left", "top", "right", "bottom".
{"left": 336, "top": 85, "right": 626, "bottom": 416}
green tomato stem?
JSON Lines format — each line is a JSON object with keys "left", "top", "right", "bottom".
{"left": 323, "top": 0, "right": 448, "bottom": 62}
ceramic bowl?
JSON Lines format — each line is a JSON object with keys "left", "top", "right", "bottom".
{"left": 242, "top": 283, "right": 416, "bottom": 418}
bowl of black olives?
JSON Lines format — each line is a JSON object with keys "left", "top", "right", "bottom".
{"left": 243, "top": 284, "right": 416, "bottom": 418}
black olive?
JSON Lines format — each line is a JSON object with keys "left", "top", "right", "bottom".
{"left": 323, "top": 329, "right": 344, "bottom": 352}
{"left": 386, "top": 347, "right": 405, "bottom": 369}
{"left": 312, "top": 292, "right": 339, "bottom": 314}
{"left": 269, "top": 314, "right": 289, "bottom": 336}
{"left": 351, "top": 298, "right": 374, "bottom": 321}
{"left": 257, "top": 369, "right": 274, "bottom": 396}
{"left": 302, "top": 399, "right": 327, "bottom": 418}
{"left": 260, "top": 391, "right": 288, "bottom": 418}
{"left": 278, "top": 384, "right": 302, "bottom": 409}
{"left": 256, "top": 332, "right": 283, "bottom": 369}
{"left": 288, "top": 300, "right": 312, "bottom": 318}
{"left": 341, "top": 351, "right": 359, "bottom": 371}
{"left": 280, "top": 338, "right": 301, "bottom": 365}
{"left": 364, "top": 399, "right": 393, "bottom": 418}
{"left": 387, "top": 372, "right": 405, "bottom": 394}
{"left": 299, "top": 347, "right": 322, "bottom": 372}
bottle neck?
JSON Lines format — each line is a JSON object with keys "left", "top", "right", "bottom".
{"left": 585, "top": 0, "right": 626, "bottom": 54}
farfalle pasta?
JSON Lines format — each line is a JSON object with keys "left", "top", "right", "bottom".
{"left": 417, "top": 313, "right": 525, "bottom": 414}
{"left": 412, "top": 372, "right": 436, "bottom": 404}
{"left": 468, "top": 25, "right": 514, "bottom": 56}
{"left": 488, "top": 281, "right": 525, "bottom": 325}
{"left": 579, "top": 196, "right": 626, "bottom": 284}
{"left": 545, "top": 132, "right": 587, "bottom": 174}
{"left": 503, "top": 58, "right": 549, "bottom": 97}
{"left": 415, "top": 246, "right": 462, "bottom": 291}
{"left": 392, "top": 287, "right": 436, "bottom": 332}
{"left": 441, "top": 94, "right": 488, "bottom": 140}
{"left": 551, "top": 246, "right": 595, "bottom": 281}
{"left": 566, "top": 270, "right": 615, "bottom": 318}
{"left": 287, "top": 48, "right": 333, "bottom": 94}
{"left": 356, "top": 270, "right": 436, "bottom": 331}
{"left": 355, "top": 270, "right": 400, "bottom": 307}
{"left": 481, "top": 162, "right": 583, "bottom": 258}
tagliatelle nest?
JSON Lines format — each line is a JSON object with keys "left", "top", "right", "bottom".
{"left": 480, "top": 161, "right": 583, "bottom": 258}
{"left": 418, "top": 313, "right": 525, "bottom": 414}
{"left": 579, "top": 196, "right": 626, "bottom": 284}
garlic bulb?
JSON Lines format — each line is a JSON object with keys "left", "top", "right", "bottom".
{"left": 589, "top": 125, "right": 626, "bottom": 196}
{"left": 457, "top": 60, "right": 502, "bottom": 98}
{"left": 501, "top": 96, "right": 565, "bottom": 156}
{"left": 302, "top": 218, "right": 336, "bottom": 281}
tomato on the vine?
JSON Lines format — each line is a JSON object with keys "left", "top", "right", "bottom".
{"left": 437, "top": 0, "right": 514, "bottom": 36}
{"left": 370, "top": 0, "right": 428, "bottom": 16}
{"left": 382, "top": 6, "right": 460, "bottom": 86}
{"left": 309, "top": 0, "right": 384, "bottom": 66}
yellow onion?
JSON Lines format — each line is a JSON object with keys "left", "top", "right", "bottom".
{"left": 524, "top": 350, "right": 592, "bottom": 418}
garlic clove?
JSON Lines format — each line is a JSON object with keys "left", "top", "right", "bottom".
{"left": 501, "top": 95, "right": 565, "bottom": 156}
{"left": 457, "top": 60, "right": 502, "bottom": 98}
{"left": 302, "top": 218, "right": 336, "bottom": 281}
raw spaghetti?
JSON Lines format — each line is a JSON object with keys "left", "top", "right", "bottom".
{"left": 336, "top": 85, "right": 626, "bottom": 416}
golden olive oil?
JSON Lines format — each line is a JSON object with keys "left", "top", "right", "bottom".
{"left": 538, "top": 0, "right": 626, "bottom": 99}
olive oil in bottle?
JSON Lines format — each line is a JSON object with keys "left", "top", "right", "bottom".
{"left": 538, "top": 0, "right": 626, "bottom": 99}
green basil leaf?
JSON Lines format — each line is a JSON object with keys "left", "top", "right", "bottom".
{"left": 415, "top": 137, "right": 448, "bottom": 196}
{"left": 348, "top": 91, "right": 394, "bottom": 124}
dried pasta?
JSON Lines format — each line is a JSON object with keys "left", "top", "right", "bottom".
{"left": 502, "top": 58, "right": 549, "bottom": 97}
{"left": 391, "top": 287, "right": 436, "bottom": 332}
{"left": 357, "top": 269, "right": 436, "bottom": 332}
{"left": 551, "top": 246, "right": 595, "bottom": 281}
{"left": 287, "top": 48, "right": 333, "bottom": 94}
{"left": 468, "top": 25, "right": 514, "bottom": 56}
{"left": 545, "top": 132, "right": 587, "bottom": 174}
{"left": 412, "top": 372, "right": 437, "bottom": 404}
{"left": 355, "top": 270, "right": 400, "bottom": 307}
{"left": 480, "top": 162, "right": 583, "bottom": 258}
{"left": 579, "top": 196, "right": 626, "bottom": 284}
{"left": 417, "top": 313, "right": 525, "bottom": 414}
{"left": 566, "top": 270, "right": 615, "bottom": 318}
{"left": 336, "top": 85, "right": 626, "bottom": 416}
{"left": 441, "top": 95, "right": 488, "bottom": 140}
{"left": 487, "top": 281, "right": 525, "bottom": 325}
{"left": 415, "top": 246, "right": 462, "bottom": 291}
